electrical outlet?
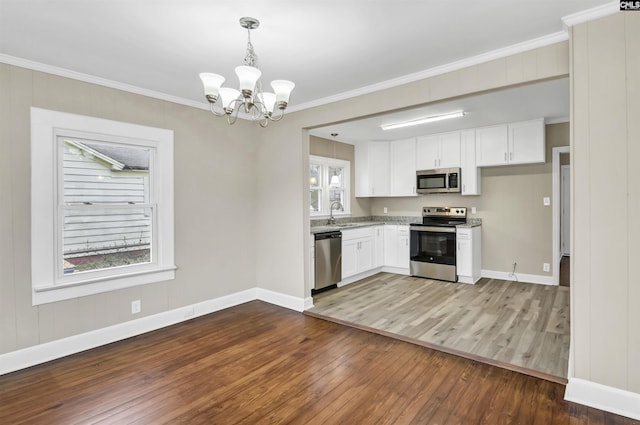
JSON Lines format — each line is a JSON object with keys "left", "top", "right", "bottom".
{"left": 131, "top": 300, "right": 141, "bottom": 314}
{"left": 543, "top": 197, "right": 550, "bottom": 206}
{"left": 471, "top": 207, "right": 477, "bottom": 214}
{"left": 543, "top": 263, "right": 550, "bottom": 272}
{"left": 383, "top": 207, "right": 388, "bottom": 214}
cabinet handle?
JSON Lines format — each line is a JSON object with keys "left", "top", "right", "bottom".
{"left": 463, "top": 184, "right": 466, "bottom": 193}
{"left": 510, "top": 152, "right": 513, "bottom": 161}
{"left": 504, "top": 152, "right": 507, "bottom": 161}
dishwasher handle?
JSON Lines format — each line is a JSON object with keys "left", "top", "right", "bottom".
{"left": 314, "top": 231, "right": 342, "bottom": 241}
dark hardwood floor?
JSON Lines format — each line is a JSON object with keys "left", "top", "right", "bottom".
{"left": 0, "top": 300, "right": 636, "bottom": 424}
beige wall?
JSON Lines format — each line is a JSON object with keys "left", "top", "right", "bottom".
{"left": 571, "top": 12, "right": 640, "bottom": 392}
{"left": 0, "top": 64, "right": 259, "bottom": 355}
{"left": 368, "top": 123, "right": 568, "bottom": 276}
{"left": 309, "top": 136, "right": 371, "bottom": 218}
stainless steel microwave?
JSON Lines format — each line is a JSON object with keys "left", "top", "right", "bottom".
{"left": 416, "top": 168, "right": 461, "bottom": 194}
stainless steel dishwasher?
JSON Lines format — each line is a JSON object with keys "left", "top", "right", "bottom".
{"left": 314, "top": 231, "right": 342, "bottom": 292}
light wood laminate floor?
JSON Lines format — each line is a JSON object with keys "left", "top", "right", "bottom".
{"left": 307, "top": 273, "right": 570, "bottom": 381}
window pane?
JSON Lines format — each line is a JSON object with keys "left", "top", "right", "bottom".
{"left": 63, "top": 139, "right": 150, "bottom": 205}
{"left": 329, "top": 190, "right": 344, "bottom": 210}
{"left": 310, "top": 189, "right": 322, "bottom": 213}
{"left": 63, "top": 207, "right": 152, "bottom": 274}
{"left": 328, "top": 166, "right": 343, "bottom": 188}
{"left": 309, "top": 164, "right": 321, "bottom": 187}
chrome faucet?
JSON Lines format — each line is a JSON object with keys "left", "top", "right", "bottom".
{"left": 327, "top": 201, "right": 343, "bottom": 225}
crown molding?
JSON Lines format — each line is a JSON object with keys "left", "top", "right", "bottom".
{"left": 561, "top": 1, "right": 620, "bottom": 28}
{"left": 0, "top": 53, "right": 210, "bottom": 111}
{"left": 287, "top": 31, "right": 568, "bottom": 113}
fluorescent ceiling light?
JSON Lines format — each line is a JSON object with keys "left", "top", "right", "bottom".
{"left": 381, "top": 111, "right": 466, "bottom": 130}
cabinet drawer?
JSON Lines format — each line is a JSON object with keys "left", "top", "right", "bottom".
{"left": 341, "top": 226, "right": 374, "bottom": 241}
{"left": 456, "top": 228, "right": 472, "bottom": 239}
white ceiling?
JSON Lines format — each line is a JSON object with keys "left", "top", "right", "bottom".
{"left": 0, "top": 1, "right": 611, "bottom": 129}
{"left": 310, "top": 77, "right": 570, "bottom": 144}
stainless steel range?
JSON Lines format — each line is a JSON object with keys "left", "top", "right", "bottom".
{"left": 409, "top": 207, "right": 467, "bottom": 282}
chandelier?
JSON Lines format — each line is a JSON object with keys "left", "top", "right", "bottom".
{"left": 199, "top": 17, "right": 295, "bottom": 127}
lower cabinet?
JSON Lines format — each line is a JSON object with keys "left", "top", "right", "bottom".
{"left": 456, "top": 226, "right": 482, "bottom": 284}
{"left": 383, "top": 225, "right": 410, "bottom": 269}
{"left": 341, "top": 227, "right": 375, "bottom": 279}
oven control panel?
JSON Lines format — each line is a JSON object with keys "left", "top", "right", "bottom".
{"left": 422, "top": 207, "right": 466, "bottom": 218}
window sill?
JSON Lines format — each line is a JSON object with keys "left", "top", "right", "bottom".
{"left": 33, "top": 266, "right": 177, "bottom": 305}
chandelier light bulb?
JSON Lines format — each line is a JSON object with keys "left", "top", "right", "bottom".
{"left": 271, "top": 80, "right": 295, "bottom": 105}
{"left": 260, "top": 92, "right": 277, "bottom": 113}
{"left": 199, "top": 73, "right": 225, "bottom": 101}
{"left": 219, "top": 87, "right": 241, "bottom": 109}
{"left": 235, "top": 66, "right": 261, "bottom": 95}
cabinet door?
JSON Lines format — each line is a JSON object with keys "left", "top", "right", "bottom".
{"left": 460, "top": 130, "right": 481, "bottom": 195}
{"left": 357, "top": 238, "right": 374, "bottom": 272}
{"left": 390, "top": 138, "right": 417, "bottom": 196}
{"left": 369, "top": 142, "right": 390, "bottom": 196}
{"left": 508, "top": 119, "right": 545, "bottom": 165}
{"left": 416, "top": 135, "right": 440, "bottom": 170}
{"left": 383, "top": 225, "right": 397, "bottom": 267}
{"left": 354, "top": 144, "right": 371, "bottom": 197}
{"left": 476, "top": 124, "right": 508, "bottom": 167}
{"left": 438, "top": 131, "right": 461, "bottom": 168}
{"left": 342, "top": 239, "right": 359, "bottom": 278}
{"left": 373, "top": 226, "right": 384, "bottom": 267}
{"left": 456, "top": 238, "right": 472, "bottom": 277}
{"left": 396, "top": 226, "right": 410, "bottom": 269}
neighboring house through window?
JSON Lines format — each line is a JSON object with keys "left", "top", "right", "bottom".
{"left": 309, "top": 155, "right": 350, "bottom": 218}
{"left": 30, "top": 108, "right": 175, "bottom": 305}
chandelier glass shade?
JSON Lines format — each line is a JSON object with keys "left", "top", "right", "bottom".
{"left": 199, "top": 17, "right": 295, "bottom": 127}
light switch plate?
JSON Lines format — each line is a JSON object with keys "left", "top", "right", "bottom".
{"left": 471, "top": 207, "right": 477, "bottom": 214}
{"left": 543, "top": 197, "right": 550, "bottom": 206}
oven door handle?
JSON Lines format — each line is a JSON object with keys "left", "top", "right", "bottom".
{"left": 410, "top": 226, "right": 456, "bottom": 233}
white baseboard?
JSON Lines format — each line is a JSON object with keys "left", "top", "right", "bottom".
{"left": 255, "top": 288, "right": 308, "bottom": 312}
{"left": 565, "top": 378, "right": 640, "bottom": 420}
{"left": 481, "top": 269, "right": 555, "bottom": 286}
{"left": 381, "top": 266, "right": 410, "bottom": 276}
{"left": 0, "top": 287, "right": 308, "bottom": 376}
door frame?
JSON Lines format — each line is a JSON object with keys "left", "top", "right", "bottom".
{"left": 552, "top": 146, "right": 570, "bottom": 286}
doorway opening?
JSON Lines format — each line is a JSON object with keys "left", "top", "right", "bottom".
{"left": 552, "top": 146, "right": 570, "bottom": 286}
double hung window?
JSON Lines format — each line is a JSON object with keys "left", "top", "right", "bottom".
{"left": 309, "top": 155, "right": 350, "bottom": 217}
{"left": 31, "top": 108, "right": 175, "bottom": 305}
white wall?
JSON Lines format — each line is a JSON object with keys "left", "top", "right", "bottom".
{"left": 570, "top": 11, "right": 640, "bottom": 394}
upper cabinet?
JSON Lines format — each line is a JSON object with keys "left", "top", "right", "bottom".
{"left": 355, "top": 142, "right": 390, "bottom": 197}
{"left": 356, "top": 139, "right": 417, "bottom": 198}
{"left": 390, "top": 138, "right": 417, "bottom": 196}
{"left": 416, "top": 131, "right": 461, "bottom": 170}
{"left": 460, "top": 129, "right": 481, "bottom": 196}
{"left": 476, "top": 118, "right": 545, "bottom": 167}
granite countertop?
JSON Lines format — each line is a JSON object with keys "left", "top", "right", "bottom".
{"left": 310, "top": 216, "right": 482, "bottom": 233}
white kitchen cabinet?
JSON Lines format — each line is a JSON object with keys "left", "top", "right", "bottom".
{"left": 384, "top": 224, "right": 410, "bottom": 269}
{"left": 341, "top": 227, "right": 375, "bottom": 279}
{"left": 373, "top": 225, "right": 384, "bottom": 268}
{"left": 390, "top": 138, "right": 417, "bottom": 196}
{"left": 416, "top": 131, "right": 461, "bottom": 170}
{"left": 475, "top": 124, "right": 508, "bottom": 166}
{"left": 456, "top": 226, "right": 481, "bottom": 284}
{"left": 508, "top": 119, "right": 545, "bottom": 165}
{"left": 460, "top": 129, "right": 481, "bottom": 196}
{"left": 476, "top": 119, "right": 545, "bottom": 167}
{"left": 355, "top": 142, "right": 390, "bottom": 197}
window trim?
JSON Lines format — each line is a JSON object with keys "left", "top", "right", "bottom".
{"left": 309, "top": 155, "right": 350, "bottom": 218}
{"left": 30, "top": 107, "right": 175, "bottom": 305}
